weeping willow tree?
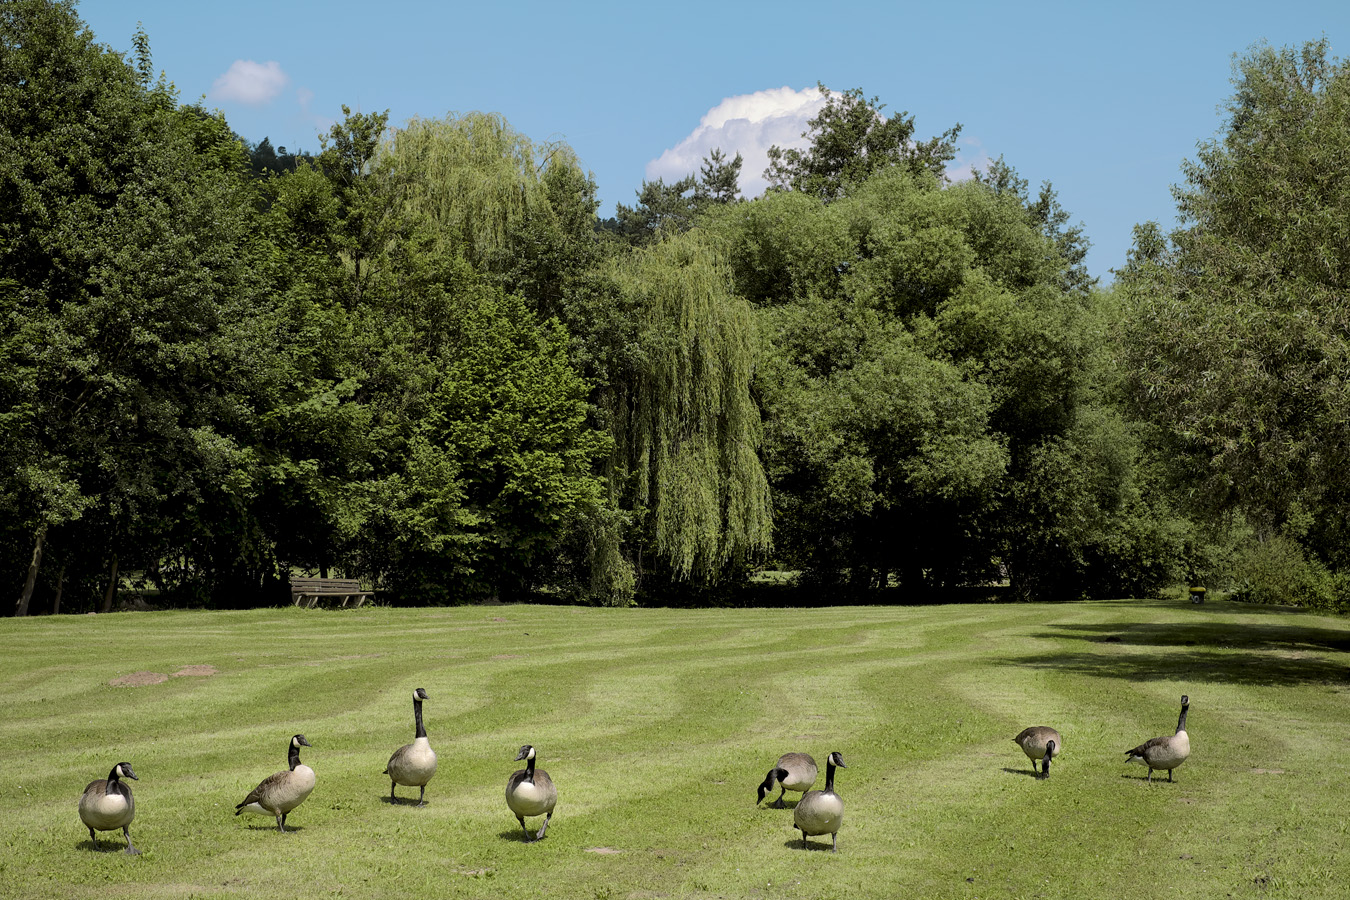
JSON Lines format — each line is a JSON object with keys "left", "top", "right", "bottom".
{"left": 607, "top": 230, "right": 773, "bottom": 584}
{"left": 383, "top": 112, "right": 579, "bottom": 271}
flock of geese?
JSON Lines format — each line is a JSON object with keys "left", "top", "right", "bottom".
{"left": 78, "top": 690, "right": 1192, "bottom": 855}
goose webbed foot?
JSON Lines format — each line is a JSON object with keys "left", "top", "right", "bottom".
{"left": 536, "top": 811, "right": 552, "bottom": 841}
{"left": 518, "top": 816, "right": 532, "bottom": 842}
{"left": 831, "top": 833, "right": 838, "bottom": 853}
{"left": 417, "top": 785, "right": 427, "bottom": 807}
{"left": 123, "top": 827, "right": 139, "bottom": 854}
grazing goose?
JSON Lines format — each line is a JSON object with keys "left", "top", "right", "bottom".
{"left": 78, "top": 762, "right": 139, "bottom": 853}
{"left": 235, "top": 734, "right": 316, "bottom": 831}
{"left": 1013, "top": 726, "right": 1062, "bottom": 778}
{"left": 757, "top": 752, "right": 818, "bottom": 808}
{"left": 385, "top": 688, "right": 437, "bottom": 805}
{"left": 1125, "top": 695, "right": 1190, "bottom": 783}
{"left": 794, "top": 751, "right": 847, "bottom": 852}
{"left": 505, "top": 744, "right": 557, "bottom": 842}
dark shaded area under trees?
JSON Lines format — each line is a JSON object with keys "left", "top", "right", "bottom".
{"left": 3, "top": 3, "right": 1345, "bottom": 613}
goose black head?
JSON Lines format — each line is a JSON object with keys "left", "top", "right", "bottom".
{"left": 1041, "top": 741, "right": 1055, "bottom": 778}
{"left": 414, "top": 687, "right": 429, "bottom": 701}
{"left": 756, "top": 767, "right": 784, "bottom": 804}
{"left": 112, "top": 762, "right": 138, "bottom": 781}
{"left": 827, "top": 751, "right": 847, "bottom": 768}
{"left": 292, "top": 734, "right": 312, "bottom": 749}
{"left": 1180, "top": 695, "right": 1189, "bottom": 708}
{"left": 515, "top": 744, "right": 535, "bottom": 762}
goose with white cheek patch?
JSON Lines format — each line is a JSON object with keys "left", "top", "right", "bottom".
{"left": 1125, "top": 695, "right": 1190, "bottom": 783}
{"left": 235, "top": 734, "right": 316, "bottom": 832}
{"left": 79, "top": 762, "right": 140, "bottom": 853}
{"left": 794, "top": 751, "right": 847, "bottom": 852}
{"left": 505, "top": 744, "right": 557, "bottom": 842}
{"left": 385, "top": 688, "right": 437, "bottom": 805}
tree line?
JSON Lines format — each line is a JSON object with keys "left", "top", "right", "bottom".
{"left": 4, "top": 2, "right": 1347, "bottom": 613}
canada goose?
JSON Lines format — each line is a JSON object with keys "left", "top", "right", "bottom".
{"left": 1013, "top": 726, "right": 1062, "bottom": 778}
{"left": 794, "top": 751, "right": 846, "bottom": 852}
{"left": 505, "top": 744, "right": 557, "bottom": 842}
{"left": 235, "top": 734, "right": 316, "bottom": 831}
{"left": 1125, "top": 695, "right": 1190, "bottom": 783}
{"left": 79, "top": 762, "right": 139, "bottom": 853}
{"left": 757, "top": 752, "right": 817, "bottom": 807}
{"left": 385, "top": 688, "right": 437, "bottom": 805}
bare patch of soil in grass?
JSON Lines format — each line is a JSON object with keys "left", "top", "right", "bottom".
{"left": 172, "top": 664, "right": 218, "bottom": 677}
{"left": 1251, "top": 768, "right": 1285, "bottom": 774}
{"left": 110, "top": 671, "right": 167, "bottom": 687}
{"left": 586, "top": 846, "right": 623, "bottom": 854}
{"left": 494, "top": 654, "right": 524, "bottom": 659}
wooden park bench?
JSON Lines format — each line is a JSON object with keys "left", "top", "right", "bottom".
{"left": 290, "top": 577, "right": 374, "bottom": 609}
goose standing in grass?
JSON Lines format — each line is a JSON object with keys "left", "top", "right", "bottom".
{"left": 1013, "top": 726, "right": 1062, "bottom": 778}
{"left": 79, "top": 762, "right": 139, "bottom": 853}
{"left": 1125, "top": 695, "right": 1190, "bottom": 783}
{"left": 757, "top": 752, "right": 817, "bottom": 807}
{"left": 235, "top": 734, "right": 316, "bottom": 832}
{"left": 385, "top": 688, "right": 437, "bottom": 805}
{"left": 794, "top": 751, "right": 847, "bottom": 852}
{"left": 505, "top": 744, "right": 556, "bottom": 842}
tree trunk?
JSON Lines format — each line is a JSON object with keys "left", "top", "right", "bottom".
{"left": 14, "top": 527, "right": 45, "bottom": 617}
{"left": 52, "top": 565, "right": 65, "bottom": 615}
{"left": 100, "top": 554, "right": 120, "bottom": 613}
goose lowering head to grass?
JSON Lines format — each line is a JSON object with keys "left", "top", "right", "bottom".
{"left": 1125, "top": 695, "right": 1190, "bottom": 783}
{"left": 385, "top": 688, "right": 437, "bottom": 805}
{"left": 235, "top": 734, "right": 315, "bottom": 832}
{"left": 506, "top": 744, "right": 556, "bottom": 842}
{"left": 757, "top": 752, "right": 817, "bottom": 808}
{"left": 1013, "top": 726, "right": 1062, "bottom": 778}
{"left": 794, "top": 751, "right": 847, "bottom": 852}
{"left": 78, "top": 762, "right": 139, "bottom": 854}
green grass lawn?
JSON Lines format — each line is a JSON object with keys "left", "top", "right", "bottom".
{"left": 1, "top": 595, "right": 1347, "bottom": 899}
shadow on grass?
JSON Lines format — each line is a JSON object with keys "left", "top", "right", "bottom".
{"left": 77, "top": 840, "right": 138, "bottom": 853}
{"left": 381, "top": 794, "right": 427, "bottom": 807}
{"left": 1008, "top": 617, "right": 1350, "bottom": 686}
{"left": 496, "top": 827, "right": 549, "bottom": 843}
{"left": 240, "top": 824, "right": 306, "bottom": 832}
{"left": 783, "top": 837, "right": 839, "bottom": 852}
{"left": 1000, "top": 767, "right": 1042, "bottom": 778}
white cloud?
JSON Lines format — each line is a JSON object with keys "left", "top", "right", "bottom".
{"left": 652, "top": 87, "right": 990, "bottom": 195}
{"left": 948, "top": 136, "right": 994, "bottom": 183}
{"left": 646, "top": 86, "right": 831, "bottom": 199}
{"left": 209, "top": 60, "right": 289, "bottom": 106}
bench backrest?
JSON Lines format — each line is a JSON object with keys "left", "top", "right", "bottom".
{"left": 290, "top": 577, "right": 364, "bottom": 593}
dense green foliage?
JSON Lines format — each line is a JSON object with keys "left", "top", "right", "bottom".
{"left": 1120, "top": 39, "right": 1350, "bottom": 611}
{"left": 6, "top": 2, "right": 1345, "bottom": 611}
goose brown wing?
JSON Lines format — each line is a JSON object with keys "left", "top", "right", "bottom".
{"left": 236, "top": 770, "right": 285, "bottom": 809}
{"left": 1126, "top": 734, "right": 1169, "bottom": 757}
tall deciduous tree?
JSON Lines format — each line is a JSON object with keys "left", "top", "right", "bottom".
{"left": 765, "top": 84, "right": 962, "bottom": 201}
{"left": 1, "top": 1, "right": 277, "bottom": 610}
{"left": 1120, "top": 39, "right": 1350, "bottom": 578}
{"left": 605, "top": 231, "right": 772, "bottom": 585}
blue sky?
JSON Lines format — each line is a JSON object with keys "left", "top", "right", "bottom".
{"left": 81, "top": 0, "right": 1350, "bottom": 282}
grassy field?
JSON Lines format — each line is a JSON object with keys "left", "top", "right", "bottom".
{"left": 1, "top": 595, "right": 1347, "bottom": 899}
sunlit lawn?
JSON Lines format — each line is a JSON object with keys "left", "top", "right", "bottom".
{"left": 1, "top": 594, "right": 1347, "bottom": 899}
